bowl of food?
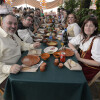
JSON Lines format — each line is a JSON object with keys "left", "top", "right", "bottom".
{"left": 47, "top": 41, "right": 57, "bottom": 46}
{"left": 41, "top": 53, "right": 50, "bottom": 60}
{"left": 53, "top": 51, "right": 61, "bottom": 58}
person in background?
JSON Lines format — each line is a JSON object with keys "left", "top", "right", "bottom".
{"left": 28, "top": 11, "right": 39, "bottom": 33}
{"left": 68, "top": 17, "right": 100, "bottom": 82}
{"left": 60, "top": 8, "right": 67, "bottom": 24}
{"left": 34, "top": 8, "right": 43, "bottom": 27}
{"left": 56, "top": 8, "right": 61, "bottom": 23}
{"left": 17, "top": 14, "right": 35, "bottom": 43}
{"left": 66, "top": 13, "right": 81, "bottom": 40}
{"left": 0, "top": 0, "right": 12, "bottom": 25}
{"left": 0, "top": 14, "right": 40, "bottom": 89}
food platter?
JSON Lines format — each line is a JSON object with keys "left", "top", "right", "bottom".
{"left": 44, "top": 46, "right": 58, "bottom": 54}
{"left": 47, "top": 41, "right": 57, "bottom": 46}
{"left": 21, "top": 55, "right": 40, "bottom": 67}
{"left": 59, "top": 48, "right": 74, "bottom": 57}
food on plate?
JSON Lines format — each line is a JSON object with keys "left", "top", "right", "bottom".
{"left": 58, "top": 63, "right": 63, "bottom": 68}
{"left": 44, "top": 46, "right": 58, "bottom": 54}
{"left": 47, "top": 51, "right": 53, "bottom": 54}
{"left": 50, "top": 47, "right": 55, "bottom": 50}
{"left": 47, "top": 41, "right": 57, "bottom": 46}
{"left": 59, "top": 48, "right": 74, "bottom": 57}
{"left": 53, "top": 52, "right": 61, "bottom": 58}
{"left": 41, "top": 53, "right": 50, "bottom": 60}
{"left": 40, "top": 62, "right": 47, "bottom": 72}
{"left": 54, "top": 59, "right": 59, "bottom": 66}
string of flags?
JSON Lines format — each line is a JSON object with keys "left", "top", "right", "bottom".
{"left": 5, "top": 0, "right": 13, "bottom": 6}
{"left": 40, "top": 0, "right": 46, "bottom": 9}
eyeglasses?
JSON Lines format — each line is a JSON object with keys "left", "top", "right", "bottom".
{"left": 26, "top": 18, "right": 33, "bottom": 23}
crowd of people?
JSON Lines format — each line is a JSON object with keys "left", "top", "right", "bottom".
{"left": 0, "top": 0, "right": 100, "bottom": 95}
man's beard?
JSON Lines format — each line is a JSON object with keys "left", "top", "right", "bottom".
{"left": 8, "top": 28, "right": 16, "bottom": 36}
{"left": 8, "top": 31, "right": 15, "bottom": 36}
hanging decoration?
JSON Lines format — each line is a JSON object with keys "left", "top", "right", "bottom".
{"left": 5, "top": 0, "right": 13, "bottom": 6}
{"left": 40, "top": 0, "right": 46, "bottom": 9}
{"left": 90, "top": 0, "right": 97, "bottom": 9}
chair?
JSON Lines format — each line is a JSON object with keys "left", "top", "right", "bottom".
{"left": 0, "top": 88, "right": 4, "bottom": 95}
{"left": 88, "top": 71, "right": 100, "bottom": 99}
{"left": 88, "top": 71, "right": 100, "bottom": 86}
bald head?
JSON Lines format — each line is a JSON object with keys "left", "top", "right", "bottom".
{"left": 2, "top": 14, "right": 17, "bottom": 23}
{"left": 1, "top": 14, "right": 18, "bottom": 35}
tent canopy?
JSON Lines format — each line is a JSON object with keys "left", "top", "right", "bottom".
{"left": 12, "top": 0, "right": 63, "bottom": 9}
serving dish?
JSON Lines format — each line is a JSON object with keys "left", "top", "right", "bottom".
{"left": 44, "top": 46, "right": 58, "bottom": 54}
{"left": 21, "top": 55, "right": 40, "bottom": 67}
{"left": 47, "top": 41, "right": 57, "bottom": 46}
{"left": 41, "top": 53, "right": 50, "bottom": 60}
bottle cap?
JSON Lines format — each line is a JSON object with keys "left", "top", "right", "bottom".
{"left": 49, "top": 36, "right": 52, "bottom": 40}
{"left": 65, "top": 28, "right": 67, "bottom": 31}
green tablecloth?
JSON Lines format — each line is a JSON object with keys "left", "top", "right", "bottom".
{"left": 4, "top": 41, "right": 92, "bottom": 100}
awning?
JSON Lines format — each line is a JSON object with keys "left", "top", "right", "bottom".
{"left": 12, "top": 0, "right": 63, "bottom": 9}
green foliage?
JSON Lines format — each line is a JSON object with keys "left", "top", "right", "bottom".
{"left": 64, "top": 0, "right": 100, "bottom": 32}
{"left": 96, "top": 0, "right": 100, "bottom": 32}
{"left": 75, "top": 8, "right": 94, "bottom": 26}
{"left": 64, "top": 0, "right": 80, "bottom": 13}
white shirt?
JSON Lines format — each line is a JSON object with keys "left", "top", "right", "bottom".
{"left": 17, "top": 29, "right": 34, "bottom": 44}
{"left": 0, "top": 27, "right": 34, "bottom": 84}
{"left": 69, "top": 34, "right": 100, "bottom": 63}
{"left": 67, "top": 23, "right": 81, "bottom": 40}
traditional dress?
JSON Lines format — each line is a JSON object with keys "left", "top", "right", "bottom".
{"left": 69, "top": 34, "right": 100, "bottom": 81}
{"left": 67, "top": 23, "right": 81, "bottom": 40}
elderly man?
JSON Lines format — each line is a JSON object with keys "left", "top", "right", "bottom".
{"left": 0, "top": 14, "right": 41, "bottom": 89}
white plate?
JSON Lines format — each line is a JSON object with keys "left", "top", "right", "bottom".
{"left": 34, "top": 38, "right": 42, "bottom": 42}
{"left": 44, "top": 46, "right": 58, "bottom": 54}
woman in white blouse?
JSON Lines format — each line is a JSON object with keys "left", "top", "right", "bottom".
{"left": 68, "top": 17, "right": 100, "bottom": 82}
{"left": 66, "top": 13, "right": 81, "bottom": 40}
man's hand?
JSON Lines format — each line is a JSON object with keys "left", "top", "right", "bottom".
{"left": 33, "top": 42, "right": 41, "bottom": 48}
{"left": 10, "top": 64, "right": 22, "bottom": 74}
